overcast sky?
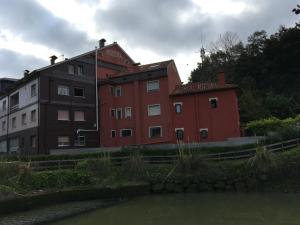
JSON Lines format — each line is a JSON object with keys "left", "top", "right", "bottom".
{"left": 0, "top": 0, "right": 298, "bottom": 83}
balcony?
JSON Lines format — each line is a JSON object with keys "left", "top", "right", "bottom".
{"left": 10, "top": 104, "right": 19, "bottom": 112}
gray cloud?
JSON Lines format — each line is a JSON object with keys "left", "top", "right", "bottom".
{"left": 95, "top": 0, "right": 298, "bottom": 56}
{"left": 0, "top": 49, "right": 47, "bottom": 78}
{"left": 0, "top": 0, "right": 95, "bottom": 56}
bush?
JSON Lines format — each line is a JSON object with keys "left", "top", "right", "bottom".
{"left": 18, "top": 170, "right": 92, "bottom": 190}
{"left": 122, "top": 151, "right": 147, "bottom": 181}
{"left": 0, "top": 162, "right": 21, "bottom": 184}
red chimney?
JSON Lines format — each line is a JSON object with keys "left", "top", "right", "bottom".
{"left": 217, "top": 71, "right": 225, "bottom": 86}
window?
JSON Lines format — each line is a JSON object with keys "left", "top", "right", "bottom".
{"left": 11, "top": 117, "right": 16, "bottom": 129}
{"left": 116, "top": 108, "right": 122, "bottom": 120}
{"left": 125, "top": 107, "right": 132, "bottom": 119}
{"left": 74, "top": 111, "right": 85, "bottom": 121}
{"left": 115, "top": 86, "right": 121, "bottom": 96}
{"left": 31, "top": 110, "right": 36, "bottom": 122}
{"left": 2, "top": 121, "right": 6, "bottom": 131}
{"left": 74, "top": 88, "right": 85, "bottom": 97}
{"left": 111, "top": 109, "right": 116, "bottom": 117}
{"left": 58, "top": 110, "right": 69, "bottom": 121}
{"left": 174, "top": 102, "right": 182, "bottom": 114}
{"left": 10, "top": 93, "right": 19, "bottom": 111}
{"left": 111, "top": 130, "right": 116, "bottom": 138}
{"left": 200, "top": 128, "right": 208, "bottom": 139}
{"left": 30, "top": 135, "right": 36, "bottom": 148}
{"left": 209, "top": 98, "right": 218, "bottom": 109}
{"left": 147, "top": 80, "right": 159, "bottom": 92}
{"left": 149, "top": 126, "right": 162, "bottom": 138}
{"left": 2, "top": 100, "right": 6, "bottom": 111}
{"left": 22, "top": 113, "right": 26, "bottom": 125}
{"left": 148, "top": 104, "right": 161, "bottom": 116}
{"left": 74, "top": 135, "right": 85, "bottom": 146}
{"left": 9, "top": 138, "right": 19, "bottom": 152}
{"left": 68, "top": 65, "right": 75, "bottom": 74}
{"left": 78, "top": 65, "right": 84, "bottom": 75}
{"left": 58, "top": 136, "right": 70, "bottom": 147}
{"left": 58, "top": 85, "right": 69, "bottom": 96}
{"left": 110, "top": 86, "right": 115, "bottom": 95}
{"left": 120, "top": 129, "right": 133, "bottom": 137}
{"left": 31, "top": 84, "right": 37, "bottom": 97}
{"left": 175, "top": 128, "right": 184, "bottom": 140}
{"left": 0, "top": 140, "right": 6, "bottom": 153}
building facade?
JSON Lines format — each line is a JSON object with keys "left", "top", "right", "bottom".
{"left": 0, "top": 40, "right": 240, "bottom": 154}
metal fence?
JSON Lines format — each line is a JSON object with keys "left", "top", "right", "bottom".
{"left": 2, "top": 138, "right": 300, "bottom": 171}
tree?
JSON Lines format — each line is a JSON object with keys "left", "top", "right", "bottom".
{"left": 293, "top": 5, "right": 300, "bottom": 14}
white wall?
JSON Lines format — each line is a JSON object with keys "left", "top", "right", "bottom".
{"left": 8, "top": 103, "right": 38, "bottom": 134}
{"left": 0, "top": 96, "right": 8, "bottom": 117}
{"left": 9, "top": 79, "right": 38, "bottom": 109}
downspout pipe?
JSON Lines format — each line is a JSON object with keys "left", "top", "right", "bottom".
{"left": 76, "top": 47, "right": 99, "bottom": 135}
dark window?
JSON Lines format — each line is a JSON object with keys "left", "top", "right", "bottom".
{"left": 74, "top": 88, "right": 85, "bottom": 97}
{"left": 111, "top": 109, "right": 116, "bottom": 117}
{"left": 30, "top": 136, "right": 36, "bottom": 148}
{"left": 175, "top": 104, "right": 182, "bottom": 114}
{"left": 74, "top": 136, "right": 85, "bottom": 146}
{"left": 121, "top": 129, "right": 132, "bottom": 137}
{"left": 110, "top": 86, "right": 115, "bottom": 95}
{"left": 31, "top": 84, "right": 36, "bottom": 97}
{"left": 78, "top": 65, "right": 84, "bottom": 75}
{"left": 115, "top": 87, "right": 121, "bottom": 96}
{"left": 111, "top": 130, "right": 116, "bottom": 138}
{"left": 116, "top": 108, "right": 122, "bottom": 120}
{"left": 150, "top": 127, "right": 162, "bottom": 138}
{"left": 176, "top": 129, "right": 184, "bottom": 140}
{"left": 200, "top": 129, "right": 208, "bottom": 139}
{"left": 210, "top": 98, "right": 218, "bottom": 108}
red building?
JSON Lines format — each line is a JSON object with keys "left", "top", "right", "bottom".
{"left": 97, "top": 40, "right": 240, "bottom": 147}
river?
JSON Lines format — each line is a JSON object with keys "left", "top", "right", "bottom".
{"left": 51, "top": 193, "right": 300, "bottom": 225}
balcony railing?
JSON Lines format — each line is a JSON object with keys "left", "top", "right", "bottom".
{"left": 10, "top": 104, "right": 19, "bottom": 112}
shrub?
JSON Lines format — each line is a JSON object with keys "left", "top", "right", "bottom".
{"left": 0, "top": 162, "right": 20, "bottom": 184}
{"left": 122, "top": 151, "right": 147, "bottom": 181}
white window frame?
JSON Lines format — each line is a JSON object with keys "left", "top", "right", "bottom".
{"left": 111, "top": 130, "right": 116, "bottom": 138}
{"left": 57, "top": 110, "right": 70, "bottom": 121}
{"left": 200, "top": 128, "right": 209, "bottom": 139}
{"left": 124, "top": 107, "right": 132, "bottom": 119}
{"left": 58, "top": 136, "right": 70, "bottom": 147}
{"left": 116, "top": 108, "right": 122, "bottom": 120}
{"left": 74, "top": 135, "right": 85, "bottom": 146}
{"left": 120, "top": 129, "right": 133, "bottom": 137}
{"left": 149, "top": 126, "right": 162, "bottom": 138}
{"left": 147, "top": 80, "right": 160, "bottom": 92}
{"left": 115, "top": 86, "right": 122, "bottom": 97}
{"left": 58, "top": 85, "right": 70, "bottom": 96}
{"left": 175, "top": 128, "right": 184, "bottom": 140}
{"left": 74, "top": 111, "right": 85, "bottom": 122}
{"left": 31, "top": 84, "right": 37, "bottom": 97}
{"left": 173, "top": 102, "right": 183, "bottom": 114}
{"left": 209, "top": 97, "right": 218, "bottom": 108}
{"left": 148, "top": 104, "right": 161, "bottom": 116}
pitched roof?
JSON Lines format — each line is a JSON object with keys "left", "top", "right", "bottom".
{"left": 171, "top": 82, "right": 237, "bottom": 96}
{"left": 111, "top": 60, "right": 173, "bottom": 78}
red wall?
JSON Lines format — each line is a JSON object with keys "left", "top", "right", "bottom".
{"left": 100, "top": 77, "right": 173, "bottom": 147}
{"left": 171, "top": 89, "right": 240, "bottom": 142}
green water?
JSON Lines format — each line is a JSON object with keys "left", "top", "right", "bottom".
{"left": 52, "top": 193, "right": 300, "bottom": 225}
